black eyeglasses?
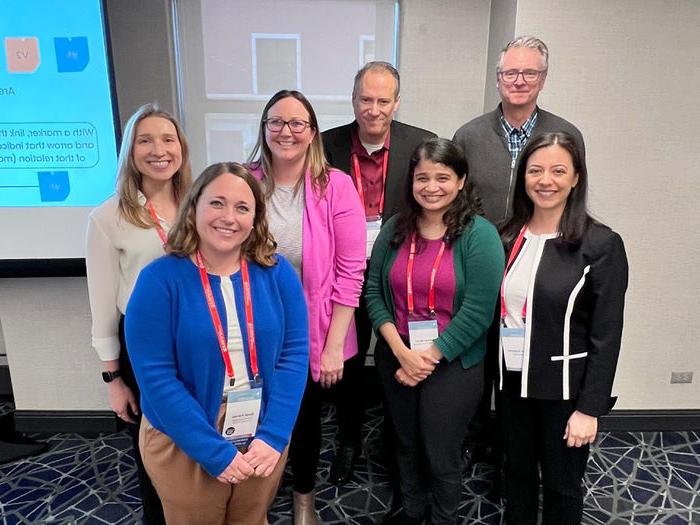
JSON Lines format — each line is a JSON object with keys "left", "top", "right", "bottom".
{"left": 498, "top": 69, "right": 546, "bottom": 84}
{"left": 264, "top": 118, "right": 312, "bottom": 134}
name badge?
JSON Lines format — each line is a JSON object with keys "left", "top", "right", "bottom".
{"left": 500, "top": 326, "right": 525, "bottom": 371}
{"left": 366, "top": 218, "right": 382, "bottom": 258}
{"left": 222, "top": 381, "right": 263, "bottom": 449}
{"left": 408, "top": 319, "right": 438, "bottom": 351}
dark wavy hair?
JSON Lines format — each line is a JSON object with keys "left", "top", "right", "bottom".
{"left": 500, "top": 131, "right": 592, "bottom": 248}
{"left": 392, "top": 137, "right": 482, "bottom": 248}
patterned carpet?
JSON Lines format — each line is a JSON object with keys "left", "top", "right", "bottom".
{"left": 1, "top": 399, "right": 698, "bottom": 524}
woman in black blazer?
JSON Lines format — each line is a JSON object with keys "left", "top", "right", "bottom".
{"left": 498, "top": 132, "right": 628, "bottom": 525}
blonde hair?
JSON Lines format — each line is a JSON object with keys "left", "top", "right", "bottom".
{"left": 247, "top": 90, "right": 329, "bottom": 198}
{"left": 167, "top": 162, "right": 277, "bottom": 267}
{"left": 116, "top": 103, "right": 192, "bottom": 227}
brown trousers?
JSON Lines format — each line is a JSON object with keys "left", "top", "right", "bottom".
{"left": 139, "top": 405, "right": 287, "bottom": 525}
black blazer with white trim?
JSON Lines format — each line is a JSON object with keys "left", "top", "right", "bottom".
{"left": 501, "top": 222, "right": 628, "bottom": 417}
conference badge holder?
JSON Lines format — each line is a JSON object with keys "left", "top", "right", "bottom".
{"left": 366, "top": 216, "right": 382, "bottom": 258}
{"left": 500, "top": 326, "right": 524, "bottom": 371}
{"left": 408, "top": 318, "right": 439, "bottom": 351}
{"left": 222, "top": 377, "right": 263, "bottom": 449}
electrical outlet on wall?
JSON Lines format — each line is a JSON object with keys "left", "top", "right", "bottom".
{"left": 670, "top": 371, "right": 693, "bottom": 384}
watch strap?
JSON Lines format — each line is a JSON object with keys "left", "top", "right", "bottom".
{"left": 102, "top": 370, "right": 121, "bottom": 383}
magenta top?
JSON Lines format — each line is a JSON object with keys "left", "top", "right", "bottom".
{"left": 390, "top": 236, "right": 456, "bottom": 339}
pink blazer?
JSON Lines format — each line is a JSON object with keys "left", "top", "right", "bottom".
{"left": 249, "top": 165, "right": 366, "bottom": 381}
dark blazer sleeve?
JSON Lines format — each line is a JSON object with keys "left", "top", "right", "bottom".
{"left": 576, "top": 230, "right": 629, "bottom": 417}
{"left": 322, "top": 123, "right": 354, "bottom": 175}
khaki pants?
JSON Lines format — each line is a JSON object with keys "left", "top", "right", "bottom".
{"left": 139, "top": 405, "right": 287, "bottom": 525}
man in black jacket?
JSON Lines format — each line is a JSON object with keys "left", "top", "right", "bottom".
{"left": 322, "top": 62, "right": 435, "bottom": 502}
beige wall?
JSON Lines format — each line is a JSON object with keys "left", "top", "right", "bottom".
{"left": 2, "top": 0, "right": 698, "bottom": 414}
{"left": 511, "top": 0, "right": 700, "bottom": 408}
{"left": 397, "top": 0, "right": 492, "bottom": 138}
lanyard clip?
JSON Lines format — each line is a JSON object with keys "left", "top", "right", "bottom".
{"left": 252, "top": 373, "right": 262, "bottom": 387}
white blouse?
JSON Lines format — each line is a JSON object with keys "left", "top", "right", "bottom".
{"left": 85, "top": 193, "right": 169, "bottom": 361}
{"left": 502, "top": 229, "right": 559, "bottom": 329}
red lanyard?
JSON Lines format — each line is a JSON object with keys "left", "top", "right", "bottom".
{"left": 145, "top": 201, "right": 168, "bottom": 246}
{"left": 500, "top": 225, "right": 528, "bottom": 320}
{"left": 352, "top": 149, "right": 389, "bottom": 216}
{"left": 195, "top": 251, "right": 259, "bottom": 382}
{"left": 406, "top": 232, "right": 446, "bottom": 317}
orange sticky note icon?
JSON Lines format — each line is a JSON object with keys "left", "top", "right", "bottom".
{"left": 5, "top": 37, "right": 41, "bottom": 73}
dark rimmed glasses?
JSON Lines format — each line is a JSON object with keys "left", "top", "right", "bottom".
{"left": 264, "top": 118, "right": 312, "bottom": 134}
{"left": 498, "top": 69, "right": 546, "bottom": 84}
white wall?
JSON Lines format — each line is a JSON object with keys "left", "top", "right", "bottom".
{"left": 2, "top": 0, "right": 698, "bottom": 414}
{"left": 0, "top": 278, "right": 103, "bottom": 410}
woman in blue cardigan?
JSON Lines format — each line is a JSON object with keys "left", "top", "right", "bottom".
{"left": 125, "top": 162, "right": 308, "bottom": 525}
{"left": 498, "top": 132, "right": 628, "bottom": 524}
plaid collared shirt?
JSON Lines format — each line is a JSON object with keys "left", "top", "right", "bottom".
{"left": 500, "top": 110, "right": 538, "bottom": 161}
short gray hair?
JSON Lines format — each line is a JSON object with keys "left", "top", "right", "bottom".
{"left": 497, "top": 36, "right": 549, "bottom": 71}
{"left": 352, "top": 61, "right": 400, "bottom": 100}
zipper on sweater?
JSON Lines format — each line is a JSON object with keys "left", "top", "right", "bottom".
{"left": 504, "top": 157, "right": 516, "bottom": 221}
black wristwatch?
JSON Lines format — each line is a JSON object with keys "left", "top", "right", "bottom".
{"left": 102, "top": 370, "right": 122, "bottom": 383}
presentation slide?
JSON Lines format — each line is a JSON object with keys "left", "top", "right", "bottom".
{"left": 0, "top": 0, "right": 119, "bottom": 261}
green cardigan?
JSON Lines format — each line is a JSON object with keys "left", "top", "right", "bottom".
{"left": 365, "top": 214, "right": 505, "bottom": 369}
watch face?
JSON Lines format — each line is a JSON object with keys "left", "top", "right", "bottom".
{"left": 102, "top": 371, "right": 119, "bottom": 383}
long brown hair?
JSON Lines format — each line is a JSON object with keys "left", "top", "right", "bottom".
{"left": 247, "top": 90, "right": 329, "bottom": 197}
{"left": 116, "top": 103, "right": 192, "bottom": 227}
{"left": 167, "top": 162, "right": 277, "bottom": 267}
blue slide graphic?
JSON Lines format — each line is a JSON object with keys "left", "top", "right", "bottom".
{"left": 54, "top": 36, "right": 89, "bottom": 73}
{"left": 38, "top": 171, "right": 70, "bottom": 201}
{"left": 0, "top": 0, "right": 118, "bottom": 208}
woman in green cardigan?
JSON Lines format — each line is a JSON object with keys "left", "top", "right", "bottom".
{"left": 365, "top": 137, "right": 504, "bottom": 525}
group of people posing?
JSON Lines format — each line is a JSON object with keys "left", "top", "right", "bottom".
{"left": 86, "top": 36, "right": 628, "bottom": 525}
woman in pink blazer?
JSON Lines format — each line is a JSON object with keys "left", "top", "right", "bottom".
{"left": 248, "top": 90, "right": 366, "bottom": 524}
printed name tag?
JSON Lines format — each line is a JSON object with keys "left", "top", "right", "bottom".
{"left": 408, "top": 319, "right": 439, "bottom": 351}
{"left": 222, "top": 384, "right": 262, "bottom": 449}
{"left": 500, "top": 326, "right": 525, "bottom": 371}
{"left": 366, "top": 218, "right": 382, "bottom": 258}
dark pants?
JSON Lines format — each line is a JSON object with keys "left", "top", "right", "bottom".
{"left": 119, "top": 317, "right": 166, "bottom": 525}
{"left": 289, "top": 371, "right": 322, "bottom": 493}
{"left": 464, "top": 314, "right": 501, "bottom": 454}
{"left": 500, "top": 374, "right": 589, "bottom": 525}
{"left": 289, "top": 308, "right": 370, "bottom": 494}
{"left": 375, "top": 337, "right": 484, "bottom": 524}
{"left": 334, "top": 280, "right": 372, "bottom": 449}
{"left": 333, "top": 349, "right": 366, "bottom": 448}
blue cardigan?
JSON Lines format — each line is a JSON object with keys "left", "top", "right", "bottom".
{"left": 125, "top": 254, "right": 309, "bottom": 477}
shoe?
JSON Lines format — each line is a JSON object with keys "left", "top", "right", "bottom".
{"left": 328, "top": 444, "right": 357, "bottom": 485}
{"left": 461, "top": 445, "right": 474, "bottom": 475}
{"left": 293, "top": 490, "right": 320, "bottom": 525}
{"left": 380, "top": 506, "right": 424, "bottom": 525}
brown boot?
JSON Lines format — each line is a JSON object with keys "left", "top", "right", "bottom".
{"left": 293, "top": 490, "right": 321, "bottom": 524}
